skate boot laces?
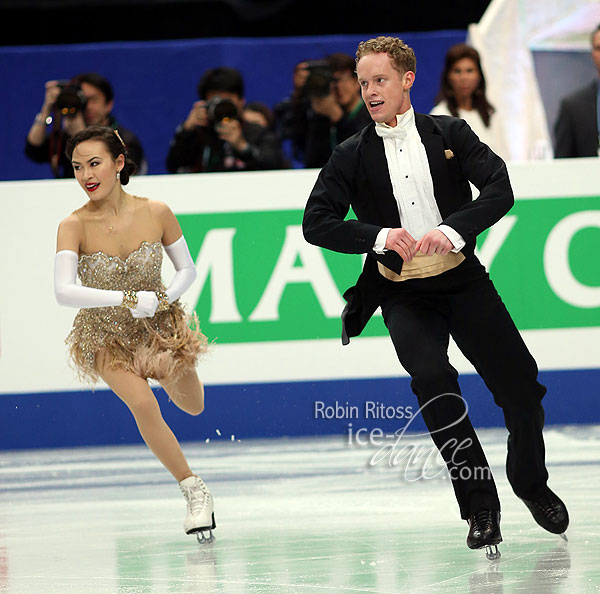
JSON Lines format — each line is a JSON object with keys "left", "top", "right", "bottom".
{"left": 180, "top": 477, "right": 210, "bottom": 515}
{"left": 531, "top": 491, "right": 562, "bottom": 520}
{"left": 471, "top": 509, "right": 494, "bottom": 531}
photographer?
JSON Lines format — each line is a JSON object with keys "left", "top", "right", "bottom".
{"left": 166, "top": 67, "right": 286, "bottom": 173}
{"left": 303, "top": 53, "right": 371, "bottom": 168}
{"left": 273, "top": 60, "right": 312, "bottom": 166}
{"left": 25, "top": 73, "right": 146, "bottom": 178}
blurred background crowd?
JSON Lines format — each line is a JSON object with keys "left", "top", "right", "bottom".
{"left": 2, "top": 0, "right": 598, "bottom": 181}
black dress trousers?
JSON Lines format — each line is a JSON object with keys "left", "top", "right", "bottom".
{"left": 377, "top": 256, "right": 548, "bottom": 519}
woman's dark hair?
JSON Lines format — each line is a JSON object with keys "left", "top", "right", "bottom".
{"left": 435, "top": 43, "right": 495, "bottom": 127}
{"left": 65, "top": 125, "right": 137, "bottom": 185}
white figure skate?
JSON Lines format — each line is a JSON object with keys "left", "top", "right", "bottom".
{"left": 179, "top": 475, "right": 216, "bottom": 543}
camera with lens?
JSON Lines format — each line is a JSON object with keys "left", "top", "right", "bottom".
{"left": 303, "top": 60, "right": 334, "bottom": 99}
{"left": 53, "top": 81, "right": 87, "bottom": 118}
{"left": 204, "top": 96, "right": 239, "bottom": 131}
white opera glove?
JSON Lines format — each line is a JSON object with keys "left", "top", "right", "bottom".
{"left": 163, "top": 235, "right": 197, "bottom": 303}
{"left": 129, "top": 291, "right": 159, "bottom": 318}
{"left": 54, "top": 250, "right": 124, "bottom": 308}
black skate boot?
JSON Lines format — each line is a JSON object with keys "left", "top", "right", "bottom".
{"left": 520, "top": 487, "right": 569, "bottom": 537}
{"left": 467, "top": 509, "right": 502, "bottom": 560}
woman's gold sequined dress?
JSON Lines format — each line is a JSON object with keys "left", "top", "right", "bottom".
{"left": 66, "top": 241, "right": 207, "bottom": 384}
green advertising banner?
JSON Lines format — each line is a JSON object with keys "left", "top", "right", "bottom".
{"left": 1, "top": 164, "right": 598, "bottom": 395}
{"left": 479, "top": 197, "right": 600, "bottom": 329}
{"left": 178, "top": 196, "right": 600, "bottom": 346}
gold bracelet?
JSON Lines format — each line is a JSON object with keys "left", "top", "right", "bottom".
{"left": 155, "top": 290, "right": 170, "bottom": 312}
{"left": 122, "top": 289, "right": 138, "bottom": 309}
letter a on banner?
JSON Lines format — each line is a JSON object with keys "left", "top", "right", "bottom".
{"left": 250, "top": 225, "right": 345, "bottom": 321}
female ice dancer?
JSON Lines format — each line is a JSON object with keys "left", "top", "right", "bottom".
{"left": 54, "top": 125, "right": 215, "bottom": 541}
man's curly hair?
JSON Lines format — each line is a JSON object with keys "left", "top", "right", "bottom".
{"left": 356, "top": 36, "right": 417, "bottom": 74}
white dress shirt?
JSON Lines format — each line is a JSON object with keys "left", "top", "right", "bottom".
{"left": 372, "top": 107, "right": 464, "bottom": 254}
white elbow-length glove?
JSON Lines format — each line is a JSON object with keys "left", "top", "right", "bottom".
{"left": 163, "top": 235, "right": 197, "bottom": 303}
{"left": 54, "top": 250, "right": 158, "bottom": 318}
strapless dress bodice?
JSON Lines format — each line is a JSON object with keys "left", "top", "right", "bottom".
{"left": 66, "top": 240, "right": 207, "bottom": 384}
{"left": 78, "top": 241, "right": 163, "bottom": 291}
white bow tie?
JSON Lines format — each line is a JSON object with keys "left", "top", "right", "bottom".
{"left": 375, "top": 123, "right": 408, "bottom": 142}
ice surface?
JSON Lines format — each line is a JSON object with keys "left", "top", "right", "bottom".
{"left": 0, "top": 425, "right": 599, "bottom": 593}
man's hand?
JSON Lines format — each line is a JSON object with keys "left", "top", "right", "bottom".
{"left": 183, "top": 100, "right": 208, "bottom": 130}
{"left": 28, "top": 80, "right": 61, "bottom": 147}
{"left": 62, "top": 111, "right": 86, "bottom": 136}
{"left": 42, "top": 80, "right": 61, "bottom": 114}
{"left": 216, "top": 118, "right": 248, "bottom": 152}
{"left": 310, "top": 94, "right": 344, "bottom": 123}
{"left": 385, "top": 228, "right": 417, "bottom": 262}
{"left": 416, "top": 230, "right": 453, "bottom": 256}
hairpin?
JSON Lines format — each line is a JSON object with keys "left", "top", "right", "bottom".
{"left": 113, "top": 129, "right": 126, "bottom": 149}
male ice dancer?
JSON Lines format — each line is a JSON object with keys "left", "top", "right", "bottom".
{"left": 302, "top": 36, "right": 568, "bottom": 558}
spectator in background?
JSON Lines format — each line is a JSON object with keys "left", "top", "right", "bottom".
{"left": 25, "top": 72, "right": 146, "bottom": 178}
{"left": 242, "top": 101, "right": 275, "bottom": 130}
{"left": 166, "top": 67, "right": 286, "bottom": 173}
{"left": 430, "top": 44, "right": 507, "bottom": 159}
{"left": 273, "top": 60, "right": 312, "bottom": 166}
{"left": 303, "top": 53, "right": 371, "bottom": 168}
{"left": 243, "top": 102, "right": 292, "bottom": 169}
{"left": 554, "top": 24, "right": 600, "bottom": 158}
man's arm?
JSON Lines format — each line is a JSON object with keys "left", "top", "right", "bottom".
{"left": 303, "top": 114, "right": 334, "bottom": 168}
{"left": 25, "top": 135, "right": 51, "bottom": 163}
{"left": 229, "top": 124, "right": 286, "bottom": 170}
{"left": 303, "top": 144, "right": 381, "bottom": 254}
{"left": 554, "top": 98, "right": 576, "bottom": 158}
{"left": 438, "top": 118, "right": 514, "bottom": 244}
{"left": 166, "top": 124, "right": 205, "bottom": 173}
{"left": 27, "top": 81, "right": 60, "bottom": 148}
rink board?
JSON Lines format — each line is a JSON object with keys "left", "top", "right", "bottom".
{"left": 0, "top": 161, "right": 599, "bottom": 449}
{"left": 0, "top": 369, "right": 599, "bottom": 450}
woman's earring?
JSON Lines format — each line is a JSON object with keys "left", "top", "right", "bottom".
{"left": 116, "top": 172, "right": 121, "bottom": 180}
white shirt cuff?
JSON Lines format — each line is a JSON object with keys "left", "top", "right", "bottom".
{"left": 373, "top": 228, "right": 391, "bottom": 254}
{"left": 437, "top": 224, "right": 465, "bottom": 253}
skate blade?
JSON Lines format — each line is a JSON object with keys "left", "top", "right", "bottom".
{"left": 485, "top": 545, "right": 501, "bottom": 561}
{"left": 196, "top": 529, "right": 215, "bottom": 544}
{"left": 559, "top": 532, "right": 568, "bottom": 542}
{"left": 186, "top": 512, "right": 217, "bottom": 543}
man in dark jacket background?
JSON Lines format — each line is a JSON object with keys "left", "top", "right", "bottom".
{"left": 166, "top": 67, "right": 286, "bottom": 173}
{"left": 554, "top": 24, "right": 600, "bottom": 158}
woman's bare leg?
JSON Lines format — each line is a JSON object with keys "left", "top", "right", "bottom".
{"left": 158, "top": 368, "right": 204, "bottom": 416}
{"left": 96, "top": 352, "right": 193, "bottom": 482}
{"left": 156, "top": 368, "right": 214, "bottom": 536}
